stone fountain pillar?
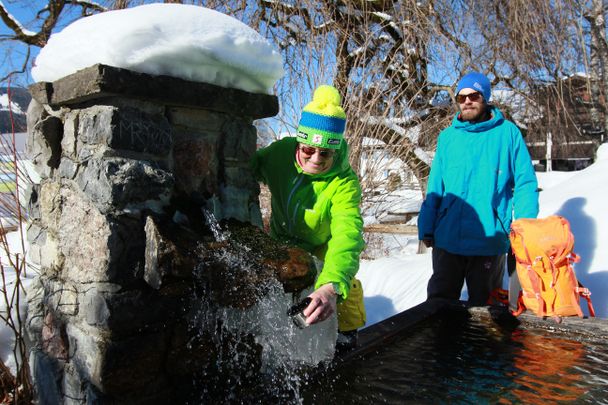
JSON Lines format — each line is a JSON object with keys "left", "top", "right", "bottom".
{"left": 24, "top": 65, "right": 332, "bottom": 403}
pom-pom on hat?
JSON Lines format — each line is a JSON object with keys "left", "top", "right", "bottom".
{"left": 456, "top": 72, "right": 491, "bottom": 102}
{"left": 297, "top": 85, "right": 346, "bottom": 150}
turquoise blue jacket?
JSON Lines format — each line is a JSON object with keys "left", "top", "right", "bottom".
{"left": 418, "top": 106, "right": 539, "bottom": 255}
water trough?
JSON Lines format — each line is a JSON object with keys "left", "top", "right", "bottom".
{"left": 313, "top": 299, "right": 608, "bottom": 404}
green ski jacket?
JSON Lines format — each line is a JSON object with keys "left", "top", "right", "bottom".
{"left": 251, "top": 137, "right": 364, "bottom": 299}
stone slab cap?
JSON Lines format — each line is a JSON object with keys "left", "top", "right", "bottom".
{"left": 29, "top": 64, "right": 279, "bottom": 119}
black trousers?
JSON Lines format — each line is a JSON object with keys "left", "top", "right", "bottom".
{"left": 427, "top": 247, "right": 506, "bottom": 306}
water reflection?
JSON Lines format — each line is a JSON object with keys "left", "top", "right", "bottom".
{"left": 502, "top": 330, "right": 587, "bottom": 404}
{"left": 303, "top": 312, "right": 608, "bottom": 404}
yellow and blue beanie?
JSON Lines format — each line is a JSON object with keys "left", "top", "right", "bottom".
{"left": 296, "top": 85, "right": 346, "bottom": 150}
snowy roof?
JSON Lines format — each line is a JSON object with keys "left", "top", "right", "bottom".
{"left": 31, "top": 4, "right": 284, "bottom": 95}
{"left": 492, "top": 89, "right": 542, "bottom": 127}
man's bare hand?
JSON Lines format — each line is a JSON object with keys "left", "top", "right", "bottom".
{"left": 302, "top": 283, "right": 337, "bottom": 325}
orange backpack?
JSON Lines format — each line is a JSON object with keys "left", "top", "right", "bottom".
{"left": 509, "top": 215, "right": 595, "bottom": 318}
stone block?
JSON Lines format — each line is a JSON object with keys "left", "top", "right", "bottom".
{"left": 167, "top": 107, "right": 224, "bottom": 131}
{"left": 55, "top": 185, "right": 111, "bottom": 283}
{"left": 61, "top": 110, "right": 79, "bottom": 158}
{"left": 221, "top": 119, "right": 257, "bottom": 161}
{"left": 27, "top": 216, "right": 64, "bottom": 273}
{"left": 45, "top": 280, "right": 79, "bottom": 317}
{"left": 49, "top": 185, "right": 145, "bottom": 285}
{"left": 224, "top": 165, "right": 258, "bottom": 190}
{"left": 219, "top": 185, "right": 254, "bottom": 222}
{"left": 38, "top": 234, "right": 63, "bottom": 273}
{"left": 57, "top": 157, "right": 79, "bottom": 180}
{"left": 41, "top": 311, "right": 69, "bottom": 361}
{"left": 25, "top": 276, "right": 45, "bottom": 343}
{"left": 25, "top": 183, "right": 41, "bottom": 221}
{"left": 38, "top": 181, "right": 62, "bottom": 233}
{"left": 100, "top": 96, "right": 166, "bottom": 116}
{"left": 26, "top": 99, "right": 62, "bottom": 179}
{"left": 249, "top": 202, "right": 263, "bottom": 228}
{"left": 104, "top": 216, "right": 146, "bottom": 284}
{"left": 30, "top": 349, "right": 64, "bottom": 405}
{"left": 83, "top": 289, "right": 111, "bottom": 327}
{"left": 61, "top": 362, "right": 86, "bottom": 404}
{"left": 143, "top": 216, "right": 201, "bottom": 289}
{"left": 29, "top": 64, "right": 279, "bottom": 119}
{"left": 80, "top": 283, "right": 122, "bottom": 327}
{"left": 84, "top": 282, "right": 191, "bottom": 336}
{"left": 76, "top": 157, "right": 174, "bottom": 214}
{"left": 66, "top": 323, "right": 105, "bottom": 387}
{"left": 25, "top": 223, "right": 44, "bottom": 267}
{"left": 77, "top": 105, "right": 172, "bottom": 156}
{"left": 172, "top": 130, "right": 219, "bottom": 196}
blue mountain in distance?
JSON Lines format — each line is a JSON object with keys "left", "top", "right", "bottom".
{"left": 0, "top": 87, "right": 31, "bottom": 133}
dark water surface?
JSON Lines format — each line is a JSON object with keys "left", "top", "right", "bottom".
{"left": 303, "top": 312, "right": 608, "bottom": 404}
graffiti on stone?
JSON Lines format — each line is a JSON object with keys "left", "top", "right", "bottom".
{"left": 78, "top": 106, "right": 172, "bottom": 156}
{"left": 115, "top": 117, "right": 172, "bottom": 155}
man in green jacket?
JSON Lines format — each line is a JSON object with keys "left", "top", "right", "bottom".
{"left": 251, "top": 85, "right": 365, "bottom": 349}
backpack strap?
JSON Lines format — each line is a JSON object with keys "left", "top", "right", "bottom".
{"left": 487, "top": 288, "right": 509, "bottom": 306}
{"left": 527, "top": 258, "right": 546, "bottom": 316}
{"left": 511, "top": 290, "right": 527, "bottom": 317}
{"left": 575, "top": 281, "right": 596, "bottom": 317}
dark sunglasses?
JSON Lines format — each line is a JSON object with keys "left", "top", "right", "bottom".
{"left": 299, "top": 144, "right": 335, "bottom": 158}
{"left": 456, "top": 92, "right": 483, "bottom": 103}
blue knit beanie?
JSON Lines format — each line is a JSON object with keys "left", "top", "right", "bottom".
{"left": 456, "top": 72, "right": 491, "bottom": 102}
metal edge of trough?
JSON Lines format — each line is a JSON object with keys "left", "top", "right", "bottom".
{"left": 468, "top": 306, "right": 608, "bottom": 341}
{"left": 334, "top": 298, "right": 457, "bottom": 363}
{"left": 335, "top": 299, "right": 608, "bottom": 364}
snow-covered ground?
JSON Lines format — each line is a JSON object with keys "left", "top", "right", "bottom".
{"left": 0, "top": 227, "right": 35, "bottom": 373}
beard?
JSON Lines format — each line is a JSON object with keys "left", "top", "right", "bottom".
{"left": 459, "top": 104, "right": 489, "bottom": 123}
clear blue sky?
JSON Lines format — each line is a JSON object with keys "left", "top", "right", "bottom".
{"left": 0, "top": 1, "right": 106, "bottom": 87}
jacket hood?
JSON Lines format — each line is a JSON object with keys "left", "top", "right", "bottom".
{"left": 451, "top": 105, "right": 504, "bottom": 133}
{"left": 289, "top": 136, "right": 353, "bottom": 179}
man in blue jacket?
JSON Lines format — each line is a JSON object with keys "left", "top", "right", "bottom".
{"left": 418, "top": 72, "right": 539, "bottom": 305}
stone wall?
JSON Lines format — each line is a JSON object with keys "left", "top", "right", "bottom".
{"left": 24, "top": 64, "right": 328, "bottom": 403}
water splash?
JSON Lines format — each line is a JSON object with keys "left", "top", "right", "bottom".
{"left": 202, "top": 208, "right": 229, "bottom": 242}
{"left": 188, "top": 234, "right": 336, "bottom": 403}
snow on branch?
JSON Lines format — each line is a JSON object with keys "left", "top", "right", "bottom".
{"left": 362, "top": 114, "right": 432, "bottom": 166}
{"left": 69, "top": 1, "right": 106, "bottom": 13}
{"left": 0, "top": 1, "right": 36, "bottom": 39}
{"left": 1, "top": 0, "right": 107, "bottom": 47}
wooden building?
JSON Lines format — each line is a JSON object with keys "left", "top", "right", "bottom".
{"left": 525, "top": 74, "right": 604, "bottom": 171}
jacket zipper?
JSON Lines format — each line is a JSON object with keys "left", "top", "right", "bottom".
{"left": 287, "top": 174, "right": 304, "bottom": 233}
{"left": 493, "top": 207, "right": 509, "bottom": 235}
{"left": 290, "top": 201, "right": 301, "bottom": 233}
